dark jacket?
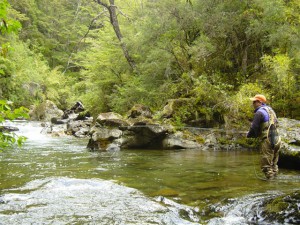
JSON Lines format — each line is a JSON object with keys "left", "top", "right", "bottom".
{"left": 247, "top": 104, "right": 270, "bottom": 138}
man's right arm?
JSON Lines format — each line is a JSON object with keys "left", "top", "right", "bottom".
{"left": 247, "top": 111, "right": 263, "bottom": 138}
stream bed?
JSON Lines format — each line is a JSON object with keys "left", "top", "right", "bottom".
{"left": 0, "top": 121, "right": 299, "bottom": 224}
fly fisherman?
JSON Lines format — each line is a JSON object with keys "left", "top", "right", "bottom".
{"left": 247, "top": 94, "right": 281, "bottom": 180}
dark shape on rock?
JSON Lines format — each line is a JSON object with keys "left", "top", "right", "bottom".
{"left": 51, "top": 117, "right": 66, "bottom": 125}
{"left": 62, "top": 101, "right": 85, "bottom": 119}
{"left": 122, "top": 122, "right": 169, "bottom": 149}
{"left": 75, "top": 111, "right": 91, "bottom": 121}
{"left": 0, "top": 126, "right": 19, "bottom": 132}
{"left": 71, "top": 101, "right": 85, "bottom": 113}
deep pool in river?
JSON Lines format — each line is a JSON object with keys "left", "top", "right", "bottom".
{"left": 0, "top": 121, "right": 299, "bottom": 224}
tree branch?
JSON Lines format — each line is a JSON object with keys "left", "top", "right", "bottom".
{"left": 63, "top": 12, "right": 105, "bottom": 74}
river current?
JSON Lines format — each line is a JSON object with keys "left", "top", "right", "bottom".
{"left": 0, "top": 121, "right": 299, "bottom": 224}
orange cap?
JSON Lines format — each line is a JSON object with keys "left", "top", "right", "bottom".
{"left": 250, "top": 94, "right": 267, "bottom": 103}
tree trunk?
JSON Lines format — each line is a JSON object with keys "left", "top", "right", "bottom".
{"left": 95, "top": 0, "right": 136, "bottom": 71}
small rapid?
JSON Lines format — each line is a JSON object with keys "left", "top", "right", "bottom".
{"left": 0, "top": 177, "right": 199, "bottom": 225}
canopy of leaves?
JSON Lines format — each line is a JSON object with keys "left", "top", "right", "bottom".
{"left": 0, "top": 0, "right": 298, "bottom": 127}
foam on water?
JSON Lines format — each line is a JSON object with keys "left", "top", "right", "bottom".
{"left": 0, "top": 177, "right": 200, "bottom": 225}
{"left": 3, "top": 120, "right": 50, "bottom": 143}
{"left": 2, "top": 120, "right": 86, "bottom": 152}
{"left": 206, "top": 192, "right": 286, "bottom": 225}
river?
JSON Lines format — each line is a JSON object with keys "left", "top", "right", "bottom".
{"left": 0, "top": 121, "right": 299, "bottom": 224}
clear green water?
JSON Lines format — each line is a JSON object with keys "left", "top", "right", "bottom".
{"left": 0, "top": 122, "right": 299, "bottom": 224}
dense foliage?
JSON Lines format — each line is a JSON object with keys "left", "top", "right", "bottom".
{"left": 0, "top": 0, "right": 29, "bottom": 149}
{"left": 1, "top": 0, "right": 300, "bottom": 126}
{"left": 0, "top": 100, "right": 28, "bottom": 149}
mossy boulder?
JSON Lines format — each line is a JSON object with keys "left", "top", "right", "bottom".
{"left": 277, "top": 118, "right": 300, "bottom": 170}
{"left": 261, "top": 190, "right": 300, "bottom": 224}
{"left": 29, "top": 100, "right": 63, "bottom": 121}
{"left": 96, "top": 112, "right": 129, "bottom": 127}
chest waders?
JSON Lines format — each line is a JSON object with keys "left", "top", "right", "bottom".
{"left": 257, "top": 106, "right": 281, "bottom": 180}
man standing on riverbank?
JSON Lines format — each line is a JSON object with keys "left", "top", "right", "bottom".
{"left": 247, "top": 94, "right": 281, "bottom": 180}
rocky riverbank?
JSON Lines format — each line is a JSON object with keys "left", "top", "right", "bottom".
{"left": 30, "top": 101, "right": 300, "bottom": 170}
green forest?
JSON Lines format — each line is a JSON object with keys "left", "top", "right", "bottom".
{"left": 1, "top": 0, "right": 300, "bottom": 126}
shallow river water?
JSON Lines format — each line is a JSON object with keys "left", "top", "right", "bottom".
{"left": 0, "top": 121, "right": 299, "bottom": 224}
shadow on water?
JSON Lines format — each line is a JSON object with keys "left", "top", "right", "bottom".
{"left": 0, "top": 121, "right": 299, "bottom": 224}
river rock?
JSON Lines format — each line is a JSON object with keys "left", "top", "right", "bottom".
{"left": 62, "top": 101, "right": 85, "bottom": 119}
{"left": 88, "top": 110, "right": 170, "bottom": 150}
{"left": 261, "top": 190, "right": 300, "bottom": 224}
{"left": 87, "top": 112, "right": 126, "bottom": 150}
{"left": 121, "top": 123, "right": 169, "bottom": 149}
{"left": 0, "top": 126, "right": 19, "bottom": 132}
{"left": 162, "top": 132, "right": 202, "bottom": 149}
{"left": 29, "top": 100, "right": 63, "bottom": 121}
{"left": 276, "top": 118, "right": 300, "bottom": 170}
{"left": 51, "top": 117, "right": 67, "bottom": 125}
{"left": 87, "top": 124, "right": 123, "bottom": 151}
{"left": 278, "top": 118, "right": 300, "bottom": 145}
{"left": 66, "top": 120, "right": 92, "bottom": 138}
{"left": 96, "top": 112, "right": 129, "bottom": 127}
{"left": 106, "top": 143, "right": 121, "bottom": 152}
{"left": 40, "top": 122, "right": 67, "bottom": 137}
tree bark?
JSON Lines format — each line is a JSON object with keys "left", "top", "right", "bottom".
{"left": 95, "top": 0, "right": 136, "bottom": 71}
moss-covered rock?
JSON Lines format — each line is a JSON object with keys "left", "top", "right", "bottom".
{"left": 277, "top": 118, "right": 300, "bottom": 170}
{"left": 262, "top": 190, "right": 300, "bottom": 224}
{"left": 278, "top": 143, "right": 300, "bottom": 170}
{"left": 29, "top": 100, "right": 63, "bottom": 121}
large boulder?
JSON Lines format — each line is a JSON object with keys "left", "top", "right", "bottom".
{"left": 278, "top": 118, "right": 300, "bottom": 145}
{"left": 277, "top": 118, "right": 300, "bottom": 170}
{"left": 87, "top": 126, "right": 123, "bottom": 150}
{"left": 62, "top": 101, "right": 88, "bottom": 120}
{"left": 0, "top": 126, "right": 19, "bottom": 132}
{"left": 87, "top": 110, "right": 172, "bottom": 150}
{"left": 162, "top": 132, "right": 202, "bottom": 149}
{"left": 87, "top": 112, "right": 127, "bottom": 151}
{"left": 66, "top": 120, "right": 92, "bottom": 138}
{"left": 29, "top": 100, "right": 63, "bottom": 121}
{"left": 86, "top": 110, "right": 206, "bottom": 151}
{"left": 96, "top": 112, "right": 129, "bottom": 127}
{"left": 121, "top": 122, "right": 169, "bottom": 149}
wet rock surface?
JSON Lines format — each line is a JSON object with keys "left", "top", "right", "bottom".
{"left": 206, "top": 190, "right": 300, "bottom": 225}
{"left": 261, "top": 190, "right": 300, "bottom": 224}
{"left": 277, "top": 118, "right": 300, "bottom": 170}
